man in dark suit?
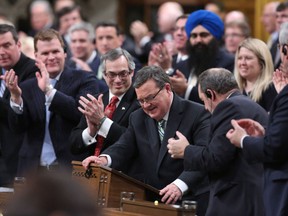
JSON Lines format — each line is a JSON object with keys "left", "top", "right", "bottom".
{"left": 167, "top": 68, "right": 268, "bottom": 216}
{"left": 3, "top": 29, "right": 99, "bottom": 176}
{"left": 70, "top": 48, "right": 140, "bottom": 161}
{"left": 226, "top": 22, "right": 288, "bottom": 216}
{"left": 0, "top": 24, "right": 38, "bottom": 186}
{"left": 82, "top": 66, "right": 210, "bottom": 216}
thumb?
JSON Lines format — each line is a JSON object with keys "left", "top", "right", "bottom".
{"left": 231, "top": 119, "right": 241, "bottom": 130}
{"left": 98, "top": 94, "right": 104, "bottom": 103}
{"left": 175, "top": 70, "right": 185, "bottom": 77}
{"left": 176, "top": 131, "right": 185, "bottom": 139}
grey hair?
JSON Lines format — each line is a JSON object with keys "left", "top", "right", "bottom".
{"left": 30, "top": 0, "right": 53, "bottom": 15}
{"left": 99, "top": 48, "right": 135, "bottom": 74}
{"left": 279, "top": 22, "right": 288, "bottom": 45}
{"left": 133, "top": 66, "right": 171, "bottom": 89}
{"left": 68, "top": 22, "right": 95, "bottom": 42}
{"left": 198, "top": 68, "right": 239, "bottom": 94}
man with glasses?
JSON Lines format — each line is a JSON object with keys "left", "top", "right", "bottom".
{"left": 82, "top": 65, "right": 211, "bottom": 216}
{"left": 70, "top": 48, "right": 140, "bottom": 176}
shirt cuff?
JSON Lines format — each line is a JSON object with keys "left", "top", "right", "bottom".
{"left": 173, "top": 179, "right": 188, "bottom": 195}
{"left": 98, "top": 118, "right": 113, "bottom": 137}
{"left": 99, "top": 154, "right": 112, "bottom": 166}
{"left": 240, "top": 135, "right": 249, "bottom": 148}
{"left": 82, "top": 128, "right": 97, "bottom": 146}
{"left": 139, "top": 36, "right": 151, "bottom": 47}
{"left": 45, "top": 89, "right": 57, "bottom": 106}
{"left": 10, "top": 98, "right": 23, "bottom": 114}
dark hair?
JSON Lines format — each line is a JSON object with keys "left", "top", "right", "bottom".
{"left": 198, "top": 68, "right": 238, "bottom": 94}
{"left": 56, "top": 5, "right": 81, "bottom": 19}
{"left": 0, "top": 24, "right": 18, "bottom": 42}
{"left": 133, "top": 66, "right": 171, "bottom": 89}
{"left": 99, "top": 48, "right": 135, "bottom": 74}
{"left": 95, "top": 21, "right": 121, "bottom": 36}
{"left": 276, "top": 2, "right": 288, "bottom": 12}
{"left": 34, "top": 29, "right": 65, "bottom": 52}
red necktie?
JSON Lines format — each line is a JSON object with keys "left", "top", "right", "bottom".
{"left": 94, "top": 96, "right": 119, "bottom": 156}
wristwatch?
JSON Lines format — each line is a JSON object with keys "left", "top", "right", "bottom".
{"left": 165, "top": 68, "right": 174, "bottom": 76}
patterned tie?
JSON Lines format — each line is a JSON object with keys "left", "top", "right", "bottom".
{"left": 0, "top": 69, "right": 6, "bottom": 97}
{"left": 158, "top": 119, "right": 166, "bottom": 142}
{"left": 94, "top": 96, "right": 119, "bottom": 156}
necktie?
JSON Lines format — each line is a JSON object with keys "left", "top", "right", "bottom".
{"left": 0, "top": 69, "right": 6, "bottom": 97}
{"left": 158, "top": 119, "right": 166, "bottom": 142}
{"left": 94, "top": 96, "right": 119, "bottom": 156}
{"left": 40, "top": 79, "right": 57, "bottom": 166}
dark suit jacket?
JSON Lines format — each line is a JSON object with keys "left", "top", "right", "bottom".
{"left": 70, "top": 86, "right": 140, "bottom": 155}
{"left": 66, "top": 54, "right": 108, "bottom": 93}
{"left": 184, "top": 92, "right": 268, "bottom": 216}
{"left": 8, "top": 66, "right": 99, "bottom": 175}
{"left": 102, "top": 94, "right": 210, "bottom": 199}
{"left": 0, "top": 53, "right": 37, "bottom": 186}
{"left": 175, "top": 48, "right": 235, "bottom": 104}
{"left": 243, "top": 84, "right": 288, "bottom": 216}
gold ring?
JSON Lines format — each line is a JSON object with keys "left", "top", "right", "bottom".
{"left": 9, "top": 81, "right": 13, "bottom": 85}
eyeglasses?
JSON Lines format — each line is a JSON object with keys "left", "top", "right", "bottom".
{"left": 137, "top": 87, "right": 163, "bottom": 105}
{"left": 104, "top": 70, "right": 131, "bottom": 79}
{"left": 190, "top": 32, "right": 211, "bottom": 39}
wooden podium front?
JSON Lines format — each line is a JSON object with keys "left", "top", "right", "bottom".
{"left": 72, "top": 161, "right": 159, "bottom": 208}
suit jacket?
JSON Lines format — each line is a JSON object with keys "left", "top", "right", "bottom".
{"left": 8, "top": 66, "right": 99, "bottom": 175}
{"left": 243, "top": 84, "right": 288, "bottom": 216}
{"left": 0, "top": 53, "right": 37, "bottom": 186}
{"left": 184, "top": 91, "right": 268, "bottom": 216}
{"left": 66, "top": 54, "right": 108, "bottom": 93}
{"left": 102, "top": 94, "right": 210, "bottom": 199}
{"left": 175, "top": 48, "right": 235, "bottom": 104}
{"left": 70, "top": 86, "right": 140, "bottom": 155}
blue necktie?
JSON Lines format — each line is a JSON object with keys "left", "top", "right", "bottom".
{"left": 40, "top": 79, "right": 57, "bottom": 166}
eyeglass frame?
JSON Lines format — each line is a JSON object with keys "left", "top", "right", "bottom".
{"left": 104, "top": 70, "right": 132, "bottom": 79}
{"left": 137, "top": 86, "right": 164, "bottom": 105}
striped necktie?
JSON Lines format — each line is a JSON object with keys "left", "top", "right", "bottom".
{"left": 158, "top": 119, "right": 166, "bottom": 142}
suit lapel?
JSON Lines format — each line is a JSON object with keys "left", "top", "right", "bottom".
{"left": 112, "top": 87, "right": 135, "bottom": 122}
{"left": 145, "top": 117, "right": 161, "bottom": 158}
{"left": 157, "top": 95, "right": 183, "bottom": 170}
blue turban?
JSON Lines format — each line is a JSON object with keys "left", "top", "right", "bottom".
{"left": 185, "top": 10, "right": 224, "bottom": 40}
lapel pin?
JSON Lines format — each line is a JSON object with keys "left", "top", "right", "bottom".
{"left": 121, "top": 107, "right": 126, "bottom": 110}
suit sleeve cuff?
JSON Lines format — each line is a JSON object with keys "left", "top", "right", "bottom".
{"left": 99, "top": 154, "right": 112, "bottom": 166}
{"left": 240, "top": 135, "right": 249, "bottom": 148}
{"left": 173, "top": 179, "right": 188, "bottom": 195}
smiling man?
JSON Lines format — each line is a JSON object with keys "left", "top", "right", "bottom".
{"left": 82, "top": 65, "right": 211, "bottom": 216}
{"left": 0, "top": 24, "right": 38, "bottom": 186}
{"left": 70, "top": 48, "right": 140, "bottom": 165}
{"left": 2, "top": 28, "right": 99, "bottom": 176}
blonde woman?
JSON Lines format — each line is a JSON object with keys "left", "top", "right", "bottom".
{"left": 234, "top": 38, "right": 277, "bottom": 111}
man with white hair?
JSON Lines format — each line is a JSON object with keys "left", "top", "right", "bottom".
{"left": 28, "top": 0, "right": 54, "bottom": 37}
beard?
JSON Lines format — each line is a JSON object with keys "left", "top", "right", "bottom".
{"left": 186, "top": 38, "right": 219, "bottom": 77}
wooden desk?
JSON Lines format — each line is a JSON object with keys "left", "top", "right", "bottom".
{"left": 120, "top": 200, "right": 195, "bottom": 216}
{"left": 72, "top": 161, "right": 159, "bottom": 208}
